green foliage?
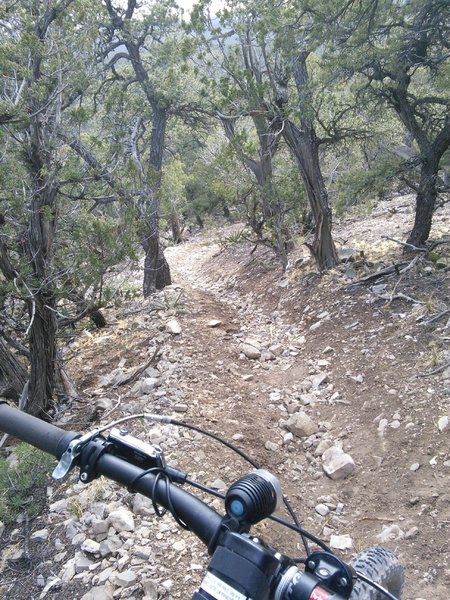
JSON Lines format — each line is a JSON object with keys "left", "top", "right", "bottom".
{"left": 219, "top": 227, "right": 250, "bottom": 249}
{"left": 0, "top": 444, "right": 54, "bottom": 523}
{"left": 333, "top": 152, "right": 402, "bottom": 215}
{"left": 149, "top": 289, "right": 192, "bottom": 313}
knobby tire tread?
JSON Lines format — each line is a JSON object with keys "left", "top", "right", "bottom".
{"left": 349, "top": 546, "right": 404, "bottom": 599}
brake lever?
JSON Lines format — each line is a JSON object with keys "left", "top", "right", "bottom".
{"left": 52, "top": 429, "right": 99, "bottom": 479}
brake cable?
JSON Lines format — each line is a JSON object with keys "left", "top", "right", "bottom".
{"left": 96, "top": 412, "right": 313, "bottom": 554}
{"left": 92, "top": 412, "right": 398, "bottom": 599}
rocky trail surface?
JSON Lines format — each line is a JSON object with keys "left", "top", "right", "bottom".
{"left": 0, "top": 196, "right": 449, "bottom": 599}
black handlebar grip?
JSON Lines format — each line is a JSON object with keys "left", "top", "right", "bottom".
{"left": 0, "top": 401, "right": 79, "bottom": 458}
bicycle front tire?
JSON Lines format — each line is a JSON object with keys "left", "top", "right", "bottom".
{"left": 349, "top": 546, "right": 404, "bottom": 599}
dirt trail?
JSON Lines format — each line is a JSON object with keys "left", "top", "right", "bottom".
{"left": 0, "top": 196, "right": 448, "bottom": 600}
{"left": 161, "top": 201, "right": 449, "bottom": 599}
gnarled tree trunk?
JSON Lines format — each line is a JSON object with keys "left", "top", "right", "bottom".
{"left": 281, "top": 55, "right": 338, "bottom": 271}
{"left": 406, "top": 158, "right": 439, "bottom": 247}
{"left": 282, "top": 119, "right": 338, "bottom": 270}
{"left": 142, "top": 105, "right": 171, "bottom": 297}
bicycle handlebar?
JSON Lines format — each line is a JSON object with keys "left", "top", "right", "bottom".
{"left": 0, "top": 401, "right": 222, "bottom": 545}
{"left": 0, "top": 401, "right": 352, "bottom": 600}
{"left": 0, "top": 401, "right": 79, "bottom": 458}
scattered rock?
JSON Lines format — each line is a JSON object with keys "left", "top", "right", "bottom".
{"left": 310, "top": 373, "right": 329, "bottom": 388}
{"left": 410, "top": 463, "right": 420, "bottom": 472}
{"left": 314, "top": 438, "right": 333, "bottom": 457}
{"left": 405, "top": 527, "right": 419, "bottom": 539}
{"left": 80, "top": 586, "right": 113, "bottom": 600}
{"left": 133, "top": 494, "right": 154, "bottom": 516}
{"left": 329, "top": 534, "right": 352, "bottom": 550}
{"left": 38, "top": 577, "right": 61, "bottom": 599}
{"left": 142, "top": 579, "right": 158, "bottom": 600}
{"left": 376, "top": 524, "right": 404, "bottom": 542}
{"left": 30, "top": 528, "right": 49, "bottom": 541}
{"left": 338, "top": 248, "right": 358, "bottom": 263}
{"left": 265, "top": 440, "right": 279, "bottom": 452}
{"left": 285, "top": 412, "right": 319, "bottom": 438}
{"left": 210, "top": 479, "right": 227, "bottom": 492}
{"left": 315, "top": 503, "right": 330, "bottom": 517}
{"left": 115, "top": 570, "right": 138, "bottom": 587}
{"left": 240, "top": 338, "right": 262, "bottom": 359}
{"left": 322, "top": 447, "right": 355, "bottom": 480}
{"left": 81, "top": 539, "right": 101, "bottom": 554}
{"left": 269, "top": 344, "right": 283, "bottom": 356}
{"left": 438, "top": 416, "right": 449, "bottom": 432}
{"left": 75, "top": 555, "right": 93, "bottom": 573}
{"left": 173, "top": 539, "right": 186, "bottom": 552}
{"left": 377, "top": 419, "right": 388, "bottom": 435}
{"left": 108, "top": 509, "right": 135, "bottom": 532}
{"left": 207, "top": 319, "right": 222, "bottom": 327}
{"left": 166, "top": 319, "right": 182, "bottom": 335}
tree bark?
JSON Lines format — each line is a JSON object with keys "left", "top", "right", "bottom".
{"left": 282, "top": 119, "right": 338, "bottom": 270}
{"left": 141, "top": 105, "right": 171, "bottom": 297}
{"left": 0, "top": 338, "right": 28, "bottom": 399}
{"left": 27, "top": 295, "right": 57, "bottom": 415}
{"left": 23, "top": 20, "right": 60, "bottom": 415}
{"left": 406, "top": 158, "right": 439, "bottom": 246}
{"left": 282, "top": 55, "right": 338, "bottom": 271}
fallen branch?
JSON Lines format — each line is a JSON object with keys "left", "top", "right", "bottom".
{"left": 349, "top": 262, "right": 409, "bottom": 286}
{"left": 417, "top": 361, "right": 450, "bottom": 378}
{"left": 382, "top": 235, "right": 450, "bottom": 252}
{"left": 382, "top": 236, "right": 428, "bottom": 252}
{"left": 370, "top": 291, "right": 423, "bottom": 304}
{"left": 112, "top": 344, "right": 162, "bottom": 388}
{"left": 417, "top": 308, "right": 450, "bottom": 325}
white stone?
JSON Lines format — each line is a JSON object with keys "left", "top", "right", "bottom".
{"left": 322, "top": 447, "right": 355, "bottom": 480}
{"left": 315, "top": 503, "right": 330, "bottom": 517}
{"left": 91, "top": 519, "right": 109, "bottom": 535}
{"left": 438, "top": 416, "right": 449, "bottom": 432}
{"left": 329, "top": 534, "right": 352, "bottom": 550}
{"left": 75, "top": 555, "right": 93, "bottom": 574}
{"left": 207, "top": 319, "right": 222, "bottom": 327}
{"left": 265, "top": 440, "right": 279, "bottom": 452}
{"left": 38, "top": 577, "right": 61, "bottom": 599}
{"left": 132, "top": 494, "right": 154, "bottom": 516}
{"left": 115, "top": 570, "right": 138, "bottom": 587}
{"left": 285, "top": 412, "right": 319, "bottom": 438}
{"left": 240, "top": 341, "right": 261, "bottom": 359}
{"left": 166, "top": 319, "right": 182, "bottom": 335}
{"left": 142, "top": 579, "right": 158, "bottom": 600}
{"left": 80, "top": 586, "right": 113, "bottom": 600}
{"left": 310, "top": 373, "right": 329, "bottom": 388}
{"left": 49, "top": 499, "right": 69, "bottom": 514}
{"left": 81, "top": 539, "right": 101, "bottom": 554}
{"left": 108, "top": 509, "right": 135, "bottom": 532}
{"left": 173, "top": 539, "right": 186, "bottom": 552}
{"left": 314, "top": 439, "right": 333, "bottom": 457}
{"left": 269, "top": 344, "right": 283, "bottom": 356}
{"left": 31, "top": 528, "right": 49, "bottom": 541}
{"left": 376, "top": 524, "right": 404, "bottom": 543}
